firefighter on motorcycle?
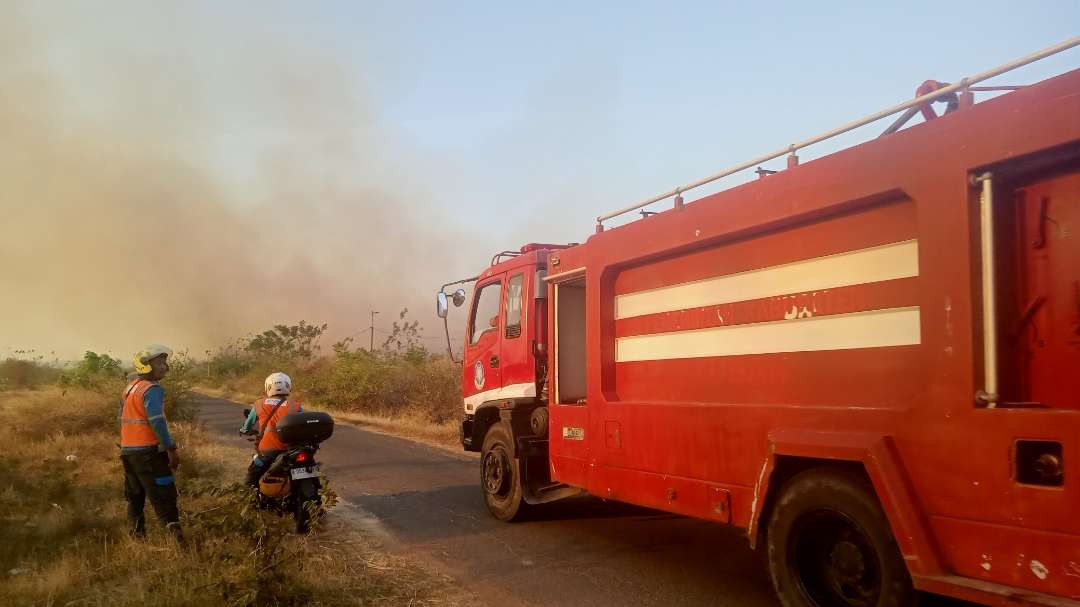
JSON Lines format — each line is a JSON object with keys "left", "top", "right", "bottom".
{"left": 240, "top": 372, "right": 302, "bottom": 489}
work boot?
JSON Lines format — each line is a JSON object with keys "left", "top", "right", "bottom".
{"left": 129, "top": 517, "right": 147, "bottom": 539}
{"left": 166, "top": 522, "right": 188, "bottom": 551}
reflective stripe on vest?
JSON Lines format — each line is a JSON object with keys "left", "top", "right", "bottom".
{"left": 120, "top": 379, "right": 160, "bottom": 448}
{"left": 255, "top": 397, "right": 300, "bottom": 451}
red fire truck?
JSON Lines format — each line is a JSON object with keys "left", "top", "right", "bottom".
{"left": 437, "top": 40, "right": 1080, "bottom": 607}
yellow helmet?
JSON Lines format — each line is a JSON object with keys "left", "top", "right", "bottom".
{"left": 133, "top": 344, "right": 173, "bottom": 374}
{"left": 259, "top": 472, "right": 291, "bottom": 499}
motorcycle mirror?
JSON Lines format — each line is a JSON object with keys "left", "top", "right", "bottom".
{"left": 437, "top": 291, "right": 449, "bottom": 319}
{"left": 452, "top": 288, "right": 466, "bottom": 307}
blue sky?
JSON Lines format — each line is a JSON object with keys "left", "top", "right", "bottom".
{"left": 340, "top": 2, "right": 1077, "bottom": 228}
{"left": 316, "top": 1, "right": 1080, "bottom": 233}
{"left": 4, "top": 1, "right": 1078, "bottom": 356}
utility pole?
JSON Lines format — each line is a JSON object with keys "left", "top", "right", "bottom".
{"left": 205, "top": 350, "right": 211, "bottom": 381}
{"left": 369, "top": 310, "right": 379, "bottom": 351}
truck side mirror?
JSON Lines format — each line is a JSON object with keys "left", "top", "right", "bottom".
{"left": 437, "top": 292, "right": 449, "bottom": 319}
{"left": 452, "top": 288, "right": 466, "bottom": 307}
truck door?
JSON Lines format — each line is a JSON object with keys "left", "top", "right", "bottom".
{"left": 960, "top": 161, "right": 1080, "bottom": 596}
{"left": 498, "top": 272, "right": 534, "bottom": 396}
{"left": 1008, "top": 171, "right": 1080, "bottom": 408}
{"left": 548, "top": 277, "right": 590, "bottom": 489}
{"left": 464, "top": 275, "right": 504, "bottom": 409}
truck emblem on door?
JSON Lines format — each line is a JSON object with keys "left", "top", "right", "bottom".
{"left": 473, "top": 360, "right": 485, "bottom": 390}
{"left": 562, "top": 426, "right": 585, "bottom": 441}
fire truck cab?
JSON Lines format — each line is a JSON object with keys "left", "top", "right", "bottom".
{"left": 444, "top": 243, "right": 582, "bottom": 518}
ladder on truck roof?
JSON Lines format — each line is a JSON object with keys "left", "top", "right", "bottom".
{"left": 595, "top": 36, "right": 1080, "bottom": 232}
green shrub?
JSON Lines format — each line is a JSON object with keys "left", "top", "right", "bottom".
{"left": 59, "top": 351, "right": 126, "bottom": 395}
{"left": 161, "top": 351, "right": 195, "bottom": 421}
{"left": 202, "top": 315, "right": 461, "bottom": 424}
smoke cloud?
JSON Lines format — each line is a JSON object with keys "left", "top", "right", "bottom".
{"left": 0, "top": 4, "right": 484, "bottom": 360}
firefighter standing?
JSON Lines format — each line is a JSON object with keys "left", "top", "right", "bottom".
{"left": 119, "top": 344, "right": 184, "bottom": 544}
{"left": 240, "top": 372, "right": 302, "bottom": 487}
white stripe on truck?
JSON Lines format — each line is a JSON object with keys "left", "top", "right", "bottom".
{"left": 615, "top": 306, "right": 921, "bottom": 362}
{"left": 614, "top": 240, "right": 919, "bottom": 320}
{"left": 463, "top": 382, "right": 537, "bottom": 411}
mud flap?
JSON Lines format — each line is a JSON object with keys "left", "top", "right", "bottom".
{"left": 520, "top": 458, "right": 582, "bottom": 505}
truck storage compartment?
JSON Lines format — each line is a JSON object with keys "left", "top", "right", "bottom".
{"left": 275, "top": 411, "right": 335, "bottom": 444}
{"left": 995, "top": 158, "right": 1080, "bottom": 409}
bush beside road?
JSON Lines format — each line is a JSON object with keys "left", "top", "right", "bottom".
{"left": 199, "top": 317, "right": 463, "bottom": 448}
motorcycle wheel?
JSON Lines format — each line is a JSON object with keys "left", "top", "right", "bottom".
{"left": 293, "top": 478, "right": 322, "bottom": 533}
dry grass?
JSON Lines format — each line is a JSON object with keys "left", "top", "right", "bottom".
{"left": 197, "top": 384, "right": 462, "bottom": 452}
{"left": 203, "top": 376, "right": 264, "bottom": 405}
{"left": 0, "top": 388, "right": 459, "bottom": 606}
{"left": 196, "top": 383, "right": 255, "bottom": 403}
{"left": 310, "top": 408, "right": 462, "bottom": 452}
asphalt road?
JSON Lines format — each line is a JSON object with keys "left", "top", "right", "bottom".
{"left": 196, "top": 393, "right": 972, "bottom": 607}
{"left": 197, "top": 393, "right": 777, "bottom": 606}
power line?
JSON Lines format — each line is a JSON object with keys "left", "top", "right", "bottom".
{"left": 341, "top": 327, "right": 453, "bottom": 343}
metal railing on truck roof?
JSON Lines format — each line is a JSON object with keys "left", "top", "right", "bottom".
{"left": 595, "top": 36, "right": 1080, "bottom": 231}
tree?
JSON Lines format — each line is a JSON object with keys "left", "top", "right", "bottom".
{"left": 245, "top": 321, "right": 327, "bottom": 360}
{"left": 381, "top": 309, "right": 427, "bottom": 363}
{"left": 73, "top": 351, "right": 122, "bottom": 376}
{"left": 59, "top": 351, "right": 124, "bottom": 391}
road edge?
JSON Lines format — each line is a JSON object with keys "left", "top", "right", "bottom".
{"left": 193, "top": 389, "right": 478, "bottom": 463}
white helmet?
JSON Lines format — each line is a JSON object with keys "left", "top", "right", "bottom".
{"left": 134, "top": 344, "right": 173, "bottom": 375}
{"left": 264, "top": 372, "right": 292, "bottom": 397}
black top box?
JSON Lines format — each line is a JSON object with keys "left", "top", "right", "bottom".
{"left": 274, "top": 411, "right": 334, "bottom": 445}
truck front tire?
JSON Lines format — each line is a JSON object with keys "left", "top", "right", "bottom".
{"left": 766, "top": 467, "right": 915, "bottom": 607}
{"left": 480, "top": 423, "right": 529, "bottom": 522}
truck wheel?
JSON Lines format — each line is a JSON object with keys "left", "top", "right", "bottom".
{"left": 766, "top": 467, "right": 915, "bottom": 607}
{"left": 481, "top": 423, "right": 529, "bottom": 522}
{"left": 529, "top": 406, "right": 549, "bottom": 437}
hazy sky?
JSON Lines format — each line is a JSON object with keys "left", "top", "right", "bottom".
{"left": 2, "top": 1, "right": 1078, "bottom": 360}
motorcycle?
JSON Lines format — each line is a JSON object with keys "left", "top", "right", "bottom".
{"left": 241, "top": 409, "right": 335, "bottom": 532}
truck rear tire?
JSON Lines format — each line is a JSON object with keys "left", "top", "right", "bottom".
{"left": 480, "top": 423, "right": 529, "bottom": 522}
{"left": 766, "top": 467, "right": 915, "bottom": 607}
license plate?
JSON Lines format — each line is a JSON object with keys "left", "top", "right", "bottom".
{"left": 290, "top": 465, "right": 319, "bottom": 480}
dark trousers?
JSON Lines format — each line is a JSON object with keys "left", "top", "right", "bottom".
{"left": 245, "top": 450, "right": 284, "bottom": 487}
{"left": 121, "top": 450, "right": 179, "bottom": 535}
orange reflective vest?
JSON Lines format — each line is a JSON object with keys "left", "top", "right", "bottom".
{"left": 119, "top": 379, "right": 160, "bottom": 448}
{"left": 255, "top": 397, "right": 301, "bottom": 451}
